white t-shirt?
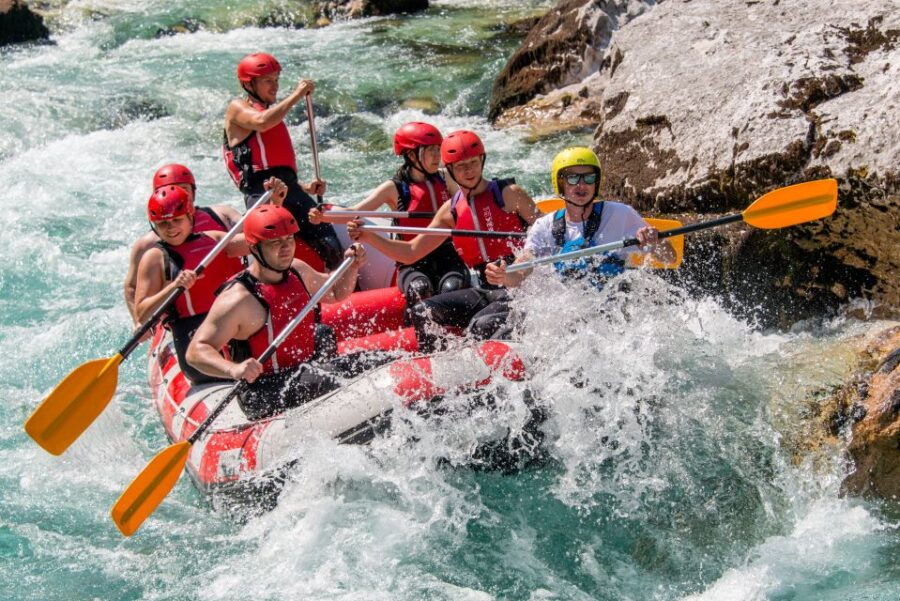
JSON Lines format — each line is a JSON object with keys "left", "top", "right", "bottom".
{"left": 523, "top": 201, "right": 648, "bottom": 259}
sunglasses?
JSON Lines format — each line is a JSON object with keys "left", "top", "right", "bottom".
{"left": 562, "top": 172, "right": 599, "bottom": 185}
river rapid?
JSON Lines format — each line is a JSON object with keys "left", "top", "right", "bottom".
{"left": 1, "top": 1, "right": 897, "bottom": 600}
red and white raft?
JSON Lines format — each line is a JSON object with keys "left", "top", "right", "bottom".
{"left": 146, "top": 228, "right": 528, "bottom": 497}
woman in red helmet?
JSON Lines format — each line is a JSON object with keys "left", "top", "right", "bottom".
{"left": 223, "top": 52, "right": 344, "bottom": 270}
{"left": 348, "top": 129, "right": 540, "bottom": 351}
{"left": 133, "top": 186, "right": 258, "bottom": 384}
{"left": 123, "top": 163, "right": 249, "bottom": 327}
{"left": 309, "top": 122, "right": 469, "bottom": 305}
{"left": 187, "top": 206, "right": 369, "bottom": 420}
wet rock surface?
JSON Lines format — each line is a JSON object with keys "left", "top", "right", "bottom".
{"left": 492, "top": 0, "right": 900, "bottom": 326}
{"left": 0, "top": 0, "right": 49, "bottom": 46}
{"left": 841, "top": 327, "right": 900, "bottom": 500}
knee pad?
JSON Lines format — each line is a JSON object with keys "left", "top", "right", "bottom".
{"left": 438, "top": 273, "right": 467, "bottom": 294}
{"left": 405, "top": 276, "right": 434, "bottom": 304}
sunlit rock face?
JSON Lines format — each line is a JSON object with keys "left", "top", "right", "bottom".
{"left": 491, "top": 0, "right": 899, "bottom": 327}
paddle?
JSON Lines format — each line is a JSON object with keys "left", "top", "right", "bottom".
{"left": 24, "top": 191, "right": 274, "bottom": 456}
{"left": 506, "top": 179, "right": 838, "bottom": 274}
{"left": 111, "top": 255, "right": 356, "bottom": 537}
{"left": 305, "top": 95, "right": 324, "bottom": 204}
{"left": 359, "top": 224, "right": 526, "bottom": 239}
{"left": 322, "top": 210, "right": 437, "bottom": 220}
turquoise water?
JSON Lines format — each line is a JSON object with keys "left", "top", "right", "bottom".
{"left": 1, "top": 2, "right": 897, "bottom": 599}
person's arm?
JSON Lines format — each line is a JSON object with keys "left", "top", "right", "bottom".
{"left": 295, "top": 244, "right": 366, "bottom": 303}
{"left": 134, "top": 248, "right": 197, "bottom": 323}
{"left": 503, "top": 184, "right": 540, "bottom": 225}
{"left": 226, "top": 80, "right": 313, "bottom": 133}
{"left": 309, "top": 180, "right": 399, "bottom": 224}
{"left": 210, "top": 204, "right": 242, "bottom": 228}
{"left": 346, "top": 202, "right": 454, "bottom": 264}
{"left": 124, "top": 233, "right": 157, "bottom": 324}
{"left": 186, "top": 289, "right": 265, "bottom": 383}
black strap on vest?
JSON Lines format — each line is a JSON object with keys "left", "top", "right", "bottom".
{"left": 392, "top": 172, "right": 446, "bottom": 212}
{"left": 551, "top": 202, "right": 605, "bottom": 249}
{"left": 196, "top": 206, "right": 228, "bottom": 230}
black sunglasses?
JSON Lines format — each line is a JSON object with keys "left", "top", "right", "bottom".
{"left": 562, "top": 172, "right": 599, "bottom": 185}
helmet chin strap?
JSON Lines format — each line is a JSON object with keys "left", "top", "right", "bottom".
{"left": 244, "top": 82, "right": 269, "bottom": 107}
{"left": 250, "top": 244, "right": 291, "bottom": 275}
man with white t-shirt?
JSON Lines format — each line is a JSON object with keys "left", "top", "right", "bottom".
{"left": 485, "top": 146, "right": 674, "bottom": 289}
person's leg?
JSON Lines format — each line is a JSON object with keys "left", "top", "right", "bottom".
{"left": 398, "top": 266, "right": 434, "bottom": 306}
{"left": 282, "top": 183, "right": 344, "bottom": 270}
{"left": 239, "top": 364, "right": 342, "bottom": 421}
{"left": 409, "top": 288, "right": 494, "bottom": 353}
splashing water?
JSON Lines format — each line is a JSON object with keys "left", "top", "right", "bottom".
{"left": 1, "top": 2, "right": 897, "bottom": 600}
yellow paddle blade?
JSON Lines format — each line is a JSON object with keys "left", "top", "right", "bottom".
{"left": 24, "top": 354, "right": 123, "bottom": 455}
{"left": 742, "top": 179, "right": 838, "bottom": 229}
{"left": 111, "top": 441, "right": 191, "bottom": 537}
{"left": 628, "top": 218, "right": 684, "bottom": 269}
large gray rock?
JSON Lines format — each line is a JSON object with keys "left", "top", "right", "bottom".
{"left": 492, "top": 0, "right": 900, "bottom": 326}
{"left": 0, "top": 0, "right": 49, "bottom": 45}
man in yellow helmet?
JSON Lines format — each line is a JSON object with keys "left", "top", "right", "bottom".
{"left": 486, "top": 147, "right": 673, "bottom": 289}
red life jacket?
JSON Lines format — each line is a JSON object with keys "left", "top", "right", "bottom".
{"left": 158, "top": 233, "right": 244, "bottom": 321}
{"left": 225, "top": 268, "right": 316, "bottom": 375}
{"left": 193, "top": 206, "right": 228, "bottom": 233}
{"left": 450, "top": 178, "right": 526, "bottom": 268}
{"left": 393, "top": 174, "right": 448, "bottom": 239}
{"left": 223, "top": 99, "right": 298, "bottom": 189}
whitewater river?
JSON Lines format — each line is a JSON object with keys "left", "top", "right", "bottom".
{"left": 1, "top": 1, "right": 897, "bottom": 599}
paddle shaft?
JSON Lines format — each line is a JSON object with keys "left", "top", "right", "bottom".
{"left": 305, "top": 95, "right": 323, "bottom": 204}
{"left": 120, "top": 191, "right": 274, "bottom": 358}
{"left": 186, "top": 256, "right": 355, "bottom": 445}
{"left": 507, "top": 213, "right": 741, "bottom": 273}
{"left": 322, "top": 210, "right": 436, "bottom": 219}
{"left": 360, "top": 224, "right": 526, "bottom": 239}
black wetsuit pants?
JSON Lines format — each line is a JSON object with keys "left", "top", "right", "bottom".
{"left": 409, "top": 287, "right": 513, "bottom": 353}
{"left": 243, "top": 166, "right": 344, "bottom": 270}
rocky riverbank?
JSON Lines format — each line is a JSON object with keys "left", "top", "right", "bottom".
{"left": 490, "top": 0, "right": 899, "bottom": 328}
{"left": 0, "top": 0, "right": 49, "bottom": 45}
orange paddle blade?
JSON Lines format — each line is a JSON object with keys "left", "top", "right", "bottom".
{"left": 111, "top": 441, "right": 191, "bottom": 537}
{"left": 24, "top": 354, "right": 122, "bottom": 455}
{"left": 536, "top": 197, "right": 565, "bottom": 214}
{"left": 628, "top": 218, "right": 684, "bottom": 269}
{"left": 742, "top": 179, "right": 838, "bottom": 229}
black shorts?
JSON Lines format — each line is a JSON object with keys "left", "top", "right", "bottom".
{"left": 397, "top": 240, "right": 469, "bottom": 303}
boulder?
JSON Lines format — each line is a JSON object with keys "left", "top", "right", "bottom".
{"left": 316, "top": 0, "right": 428, "bottom": 21}
{"left": 0, "top": 0, "right": 49, "bottom": 45}
{"left": 842, "top": 326, "right": 900, "bottom": 500}
{"left": 492, "top": 0, "right": 899, "bottom": 326}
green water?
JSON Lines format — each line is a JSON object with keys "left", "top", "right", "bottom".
{"left": 1, "top": 1, "right": 897, "bottom": 599}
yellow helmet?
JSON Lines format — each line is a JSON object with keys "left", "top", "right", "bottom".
{"left": 550, "top": 146, "right": 602, "bottom": 198}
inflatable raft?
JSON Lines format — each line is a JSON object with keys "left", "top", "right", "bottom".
{"left": 146, "top": 223, "right": 532, "bottom": 502}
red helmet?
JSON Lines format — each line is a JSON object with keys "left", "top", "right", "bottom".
{"left": 147, "top": 186, "right": 194, "bottom": 222}
{"left": 441, "top": 130, "right": 485, "bottom": 165}
{"left": 237, "top": 53, "right": 281, "bottom": 83}
{"left": 243, "top": 205, "right": 298, "bottom": 245}
{"left": 152, "top": 163, "right": 195, "bottom": 190}
{"left": 393, "top": 122, "right": 443, "bottom": 155}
